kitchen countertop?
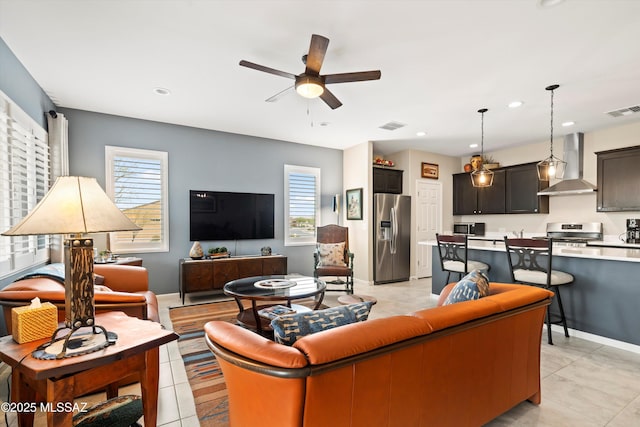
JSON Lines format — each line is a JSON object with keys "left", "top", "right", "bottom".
{"left": 420, "top": 238, "right": 640, "bottom": 263}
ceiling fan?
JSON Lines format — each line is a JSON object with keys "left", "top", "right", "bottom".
{"left": 239, "top": 34, "right": 381, "bottom": 109}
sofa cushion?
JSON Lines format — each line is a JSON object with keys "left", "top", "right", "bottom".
{"left": 271, "top": 302, "right": 373, "bottom": 345}
{"left": 443, "top": 270, "right": 490, "bottom": 305}
{"left": 317, "top": 242, "right": 346, "bottom": 267}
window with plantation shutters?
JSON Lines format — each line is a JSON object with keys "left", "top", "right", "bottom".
{"left": 105, "top": 146, "right": 169, "bottom": 253}
{"left": 284, "top": 164, "right": 320, "bottom": 246}
{"left": 0, "top": 90, "right": 50, "bottom": 278}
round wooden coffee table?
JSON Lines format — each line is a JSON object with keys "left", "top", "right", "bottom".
{"left": 224, "top": 275, "right": 326, "bottom": 334}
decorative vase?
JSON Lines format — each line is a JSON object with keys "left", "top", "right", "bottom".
{"left": 189, "top": 241, "right": 204, "bottom": 260}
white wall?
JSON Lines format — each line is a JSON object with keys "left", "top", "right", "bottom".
{"left": 344, "top": 142, "right": 372, "bottom": 283}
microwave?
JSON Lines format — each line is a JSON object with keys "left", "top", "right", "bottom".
{"left": 453, "top": 222, "right": 485, "bottom": 236}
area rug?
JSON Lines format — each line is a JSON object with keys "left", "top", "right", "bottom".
{"left": 168, "top": 298, "right": 324, "bottom": 427}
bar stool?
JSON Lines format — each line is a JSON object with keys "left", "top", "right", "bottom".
{"left": 436, "top": 234, "right": 490, "bottom": 286}
{"left": 504, "top": 237, "right": 573, "bottom": 345}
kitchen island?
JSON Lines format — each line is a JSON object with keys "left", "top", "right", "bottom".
{"left": 424, "top": 238, "right": 640, "bottom": 348}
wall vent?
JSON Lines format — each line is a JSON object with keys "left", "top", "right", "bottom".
{"left": 605, "top": 105, "right": 640, "bottom": 118}
{"left": 379, "top": 121, "right": 406, "bottom": 131}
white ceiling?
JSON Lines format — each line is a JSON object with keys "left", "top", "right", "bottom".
{"left": 1, "top": 0, "right": 640, "bottom": 157}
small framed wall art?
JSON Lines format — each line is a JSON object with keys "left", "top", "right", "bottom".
{"left": 346, "top": 188, "right": 363, "bottom": 220}
{"left": 421, "top": 162, "right": 439, "bottom": 179}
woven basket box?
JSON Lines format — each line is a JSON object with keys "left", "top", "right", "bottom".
{"left": 11, "top": 302, "right": 58, "bottom": 344}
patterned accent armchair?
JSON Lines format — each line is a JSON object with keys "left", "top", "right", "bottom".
{"left": 313, "top": 224, "right": 354, "bottom": 294}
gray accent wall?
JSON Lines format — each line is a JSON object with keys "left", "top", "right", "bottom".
{"left": 0, "top": 37, "right": 54, "bottom": 129}
{"left": 61, "top": 108, "right": 344, "bottom": 295}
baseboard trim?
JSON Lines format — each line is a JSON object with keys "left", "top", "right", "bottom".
{"left": 546, "top": 324, "right": 640, "bottom": 354}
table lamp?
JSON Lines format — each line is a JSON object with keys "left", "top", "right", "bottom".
{"left": 1, "top": 176, "right": 141, "bottom": 358}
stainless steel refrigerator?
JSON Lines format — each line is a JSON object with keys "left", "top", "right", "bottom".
{"left": 374, "top": 194, "right": 411, "bottom": 284}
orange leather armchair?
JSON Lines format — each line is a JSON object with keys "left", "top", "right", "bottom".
{"left": 0, "top": 264, "right": 158, "bottom": 334}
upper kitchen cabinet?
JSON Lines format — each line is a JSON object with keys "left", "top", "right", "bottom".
{"left": 453, "top": 169, "right": 505, "bottom": 215}
{"left": 505, "top": 162, "right": 549, "bottom": 213}
{"left": 373, "top": 167, "right": 403, "bottom": 194}
{"left": 596, "top": 145, "right": 640, "bottom": 211}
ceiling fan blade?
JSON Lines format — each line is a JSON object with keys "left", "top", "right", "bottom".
{"left": 324, "top": 70, "right": 382, "bottom": 84}
{"left": 239, "top": 60, "right": 296, "bottom": 79}
{"left": 305, "top": 34, "right": 329, "bottom": 75}
{"left": 320, "top": 88, "right": 342, "bottom": 110}
{"left": 265, "top": 85, "right": 294, "bottom": 102}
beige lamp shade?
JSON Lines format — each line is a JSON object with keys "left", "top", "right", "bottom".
{"left": 2, "top": 176, "right": 141, "bottom": 236}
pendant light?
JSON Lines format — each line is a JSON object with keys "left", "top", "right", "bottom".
{"left": 471, "top": 108, "right": 494, "bottom": 187}
{"left": 537, "top": 84, "right": 566, "bottom": 181}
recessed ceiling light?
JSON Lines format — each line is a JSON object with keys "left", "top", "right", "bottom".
{"left": 508, "top": 101, "right": 523, "bottom": 108}
{"left": 416, "top": 131, "right": 426, "bottom": 137}
{"left": 562, "top": 121, "right": 575, "bottom": 127}
{"left": 538, "top": 0, "right": 565, "bottom": 8}
{"left": 153, "top": 87, "right": 171, "bottom": 96}
{"left": 320, "top": 122, "right": 330, "bottom": 127}
{"left": 469, "top": 143, "right": 479, "bottom": 148}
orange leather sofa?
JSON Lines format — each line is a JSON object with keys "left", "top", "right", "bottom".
{"left": 205, "top": 283, "right": 553, "bottom": 427}
{"left": 0, "top": 264, "right": 159, "bottom": 333}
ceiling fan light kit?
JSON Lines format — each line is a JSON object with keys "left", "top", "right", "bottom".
{"left": 240, "top": 34, "right": 381, "bottom": 109}
{"left": 295, "top": 75, "right": 324, "bottom": 98}
{"left": 537, "top": 84, "right": 567, "bottom": 181}
{"left": 471, "top": 108, "right": 494, "bottom": 188}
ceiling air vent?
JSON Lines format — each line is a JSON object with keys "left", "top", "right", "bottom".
{"left": 606, "top": 105, "right": 640, "bottom": 118}
{"left": 379, "top": 121, "right": 406, "bottom": 131}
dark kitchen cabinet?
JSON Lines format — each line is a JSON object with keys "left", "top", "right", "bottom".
{"left": 505, "top": 162, "right": 549, "bottom": 214}
{"left": 596, "top": 145, "right": 640, "bottom": 211}
{"left": 453, "top": 169, "right": 505, "bottom": 215}
{"left": 373, "top": 167, "right": 403, "bottom": 194}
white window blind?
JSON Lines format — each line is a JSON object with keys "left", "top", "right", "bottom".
{"left": 284, "top": 164, "right": 320, "bottom": 246}
{"left": 0, "top": 90, "right": 50, "bottom": 278}
{"left": 105, "top": 146, "right": 169, "bottom": 253}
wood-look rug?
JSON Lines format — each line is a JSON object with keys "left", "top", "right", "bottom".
{"left": 168, "top": 298, "right": 324, "bottom": 427}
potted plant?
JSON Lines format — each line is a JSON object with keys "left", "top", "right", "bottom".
{"left": 208, "top": 247, "right": 229, "bottom": 258}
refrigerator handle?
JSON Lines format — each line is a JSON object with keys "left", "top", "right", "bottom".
{"left": 390, "top": 207, "right": 397, "bottom": 254}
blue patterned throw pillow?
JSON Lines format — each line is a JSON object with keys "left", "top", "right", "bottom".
{"left": 443, "top": 269, "right": 490, "bottom": 306}
{"left": 271, "top": 302, "right": 373, "bottom": 345}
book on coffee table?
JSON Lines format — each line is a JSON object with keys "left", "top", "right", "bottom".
{"left": 258, "top": 305, "right": 296, "bottom": 320}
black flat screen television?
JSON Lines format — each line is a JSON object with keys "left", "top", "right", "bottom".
{"left": 189, "top": 190, "right": 274, "bottom": 241}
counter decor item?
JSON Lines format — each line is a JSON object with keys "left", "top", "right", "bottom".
{"left": 373, "top": 157, "right": 394, "bottom": 167}
{"left": 261, "top": 246, "right": 272, "bottom": 256}
{"left": 189, "top": 241, "right": 204, "bottom": 259}
{"left": 482, "top": 155, "right": 500, "bottom": 170}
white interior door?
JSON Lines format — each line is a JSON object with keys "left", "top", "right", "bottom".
{"left": 415, "top": 179, "right": 442, "bottom": 278}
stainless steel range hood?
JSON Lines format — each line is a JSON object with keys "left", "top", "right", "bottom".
{"left": 537, "top": 133, "right": 597, "bottom": 196}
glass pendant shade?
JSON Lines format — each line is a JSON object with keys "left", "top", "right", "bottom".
{"left": 471, "top": 108, "right": 494, "bottom": 188}
{"left": 538, "top": 84, "right": 566, "bottom": 181}
{"left": 537, "top": 155, "right": 566, "bottom": 181}
{"left": 471, "top": 168, "right": 494, "bottom": 187}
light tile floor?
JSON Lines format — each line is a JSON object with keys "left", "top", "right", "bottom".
{"left": 2, "top": 277, "right": 640, "bottom": 426}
